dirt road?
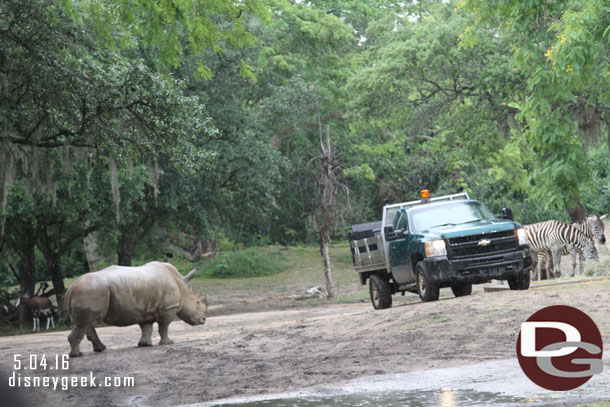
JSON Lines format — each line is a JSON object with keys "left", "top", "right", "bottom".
{"left": 1, "top": 278, "right": 609, "bottom": 407}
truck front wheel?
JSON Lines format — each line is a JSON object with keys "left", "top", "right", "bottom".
{"left": 415, "top": 262, "right": 439, "bottom": 302}
{"left": 369, "top": 274, "right": 392, "bottom": 310}
{"left": 508, "top": 271, "right": 530, "bottom": 290}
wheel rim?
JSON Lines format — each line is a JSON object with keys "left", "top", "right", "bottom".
{"left": 418, "top": 271, "right": 426, "bottom": 295}
{"left": 371, "top": 281, "right": 379, "bottom": 305}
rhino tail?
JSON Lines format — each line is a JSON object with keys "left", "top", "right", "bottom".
{"left": 64, "top": 285, "right": 73, "bottom": 318}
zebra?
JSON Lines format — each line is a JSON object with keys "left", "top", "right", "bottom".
{"left": 524, "top": 220, "right": 599, "bottom": 281}
{"left": 568, "top": 214, "right": 606, "bottom": 275}
{"left": 535, "top": 214, "right": 607, "bottom": 278}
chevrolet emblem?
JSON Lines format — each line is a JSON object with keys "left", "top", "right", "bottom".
{"left": 478, "top": 239, "right": 491, "bottom": 246}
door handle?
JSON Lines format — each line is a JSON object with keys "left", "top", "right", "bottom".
{"left": 391, "top": 246, "right": 397, "bottom": 250}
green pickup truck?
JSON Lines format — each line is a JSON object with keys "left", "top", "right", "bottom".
{"left": 349, "top": 191, "right": 532, "bottom": 309}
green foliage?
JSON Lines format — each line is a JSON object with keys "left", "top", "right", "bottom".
{"left": 3, "top": 0, "right": 610, "bottom": 293}
{"left": 61, "top": 0, "right": 271, "bottom": 74}
{"left": 205, "top": 248, "right": 286, "bottom": 278}
{"left": 460, "top": 0, "right": 610, "bottom": 214}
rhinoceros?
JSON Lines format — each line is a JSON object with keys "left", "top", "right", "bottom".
{"left": 65, "top": 261, "right": 207, "bottom": 357}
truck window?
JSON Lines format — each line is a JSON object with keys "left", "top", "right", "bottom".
{"left": 384, "top": 207, "right": 399, "bottom": 228}
{"left": 409, "top": 201, "right": 498, "bottom": 233}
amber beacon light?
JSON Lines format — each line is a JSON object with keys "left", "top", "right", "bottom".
{"left": 420, "top": 189, "right": 430, "bottom": 199}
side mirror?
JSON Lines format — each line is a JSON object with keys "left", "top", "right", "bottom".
{"left": 501, "top": 207, "right": 514, "bottom": 221}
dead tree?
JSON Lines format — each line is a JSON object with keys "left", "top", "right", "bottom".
{"left": 310, "top": 107, "right": 350, "bottom": 299}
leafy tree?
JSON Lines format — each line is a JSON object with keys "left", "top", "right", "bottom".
{"left": 459, "top": 0, "right": 610, "bottom": 219}
{"left": 60, "top": 0, "right": 271, "bottom": 76}
{"left": 1, "top": 0, "right": 215, "bottom": 295}
{"left": 345, "top": 2, "right": 525, "bottom": 214}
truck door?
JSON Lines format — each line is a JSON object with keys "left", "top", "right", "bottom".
{"left": 388, "top": 210, "right": 414, "bottom": 284}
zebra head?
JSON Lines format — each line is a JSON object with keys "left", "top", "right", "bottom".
{"left": 584, "top": 214, "right": 606, "bottom": 244}
{"left": 583, "top": 237, "right": 599, "bottom": 262}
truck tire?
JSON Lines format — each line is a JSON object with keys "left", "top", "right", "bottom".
{"left": 369, "top": 274, "right": 392, "bottom": 310}
{"left": 450, "top": 283, "right": 472, "bottom": 297}
{"left": 508, "top": 271, "right": 530, "bottom": 290}
{"left": 415, "top": 262, "right": 439, "bottom": 302}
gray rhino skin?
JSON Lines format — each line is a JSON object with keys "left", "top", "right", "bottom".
{"left": 66, "top": 261, "right": 207, "bottom": 357}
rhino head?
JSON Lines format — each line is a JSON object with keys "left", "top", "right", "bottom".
{"left": 177, "top": 268, "right": 208, "bottom": 325}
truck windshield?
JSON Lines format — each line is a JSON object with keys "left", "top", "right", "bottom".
{"left": 409, "top": 201, "right": 498, "bottom": 233}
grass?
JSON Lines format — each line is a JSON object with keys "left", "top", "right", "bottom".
{"left": 583, "top": 256, "right": 610, "bottom": 277}
{"left": 189, "top": 244, "right": 362, "bottom": 304}
{"left": 203, "top": 248, "right": 287, "bottom": 278}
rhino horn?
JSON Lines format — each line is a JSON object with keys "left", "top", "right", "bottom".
{"left": 600, "top": 214, "right": 607, "bottom": 220}
{"left": 183, "top": 268, "right": 198, "bottom": 282}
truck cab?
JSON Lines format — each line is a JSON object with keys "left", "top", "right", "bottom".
{"left": 349, "top": 192, "right": 532, "bottom": 309}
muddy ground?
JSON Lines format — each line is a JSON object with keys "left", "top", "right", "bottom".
{"left": 1, "top": 276, "right": 609, "bottom": 407}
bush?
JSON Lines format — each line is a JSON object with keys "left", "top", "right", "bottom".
{"left": 205, "top": 248, "right": 286, "bottom": 279}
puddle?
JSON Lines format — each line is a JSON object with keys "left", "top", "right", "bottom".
{"left": 204, "top": 389, "right": 524, "bottom": 407}
{"left": 183, "top": 358, "right": 610, "bottom": 407}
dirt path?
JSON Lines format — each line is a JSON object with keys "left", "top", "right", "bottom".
{"left": 2, "top": 278, "right": 610, "bottom": 407}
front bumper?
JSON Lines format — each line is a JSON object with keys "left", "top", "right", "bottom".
{"left": 423, "top": 246, "right": 532, "bottom": 285}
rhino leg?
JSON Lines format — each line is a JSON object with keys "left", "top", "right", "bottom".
{"left": 138, "top": 322, "right": 153, "bottom": 347}
{"left": 158, "top": 320, "right": 174, "bottom": 345}
{"left": 86, "top": 326, "right": 107, "bottom": 352}
{"left": 68, "top": 325, "right": 87, "bottom": 357}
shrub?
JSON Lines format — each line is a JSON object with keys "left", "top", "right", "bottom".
{"left": 205, "top": 248, "right": 286, "bottom": 278}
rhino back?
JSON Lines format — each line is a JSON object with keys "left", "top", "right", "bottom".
{"left": 68, "top": 262, "right": 183, "bottom": 326}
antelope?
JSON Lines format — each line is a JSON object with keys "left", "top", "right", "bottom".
{"left": 16, "top": 295, "right": 55, "bottom": 332}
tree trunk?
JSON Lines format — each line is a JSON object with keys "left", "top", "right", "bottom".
{"left": 117, "top": 248, "right": 132, "bottom": 266}
{"left": 18, "top": 232, "right": 37, "bottom": 329}
{"left": 117, "top": 226, "right": 134, "bottom": 266}
{"left": 48, "top": 259, "right": 66, "bottom": 316}
{"left": 566, "top": 196, "right": 586, "bottom": 223}
{"left": 320, "top": 230, "right": 336, "bottom": 299}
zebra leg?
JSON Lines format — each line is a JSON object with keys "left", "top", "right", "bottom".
{"left": 579, "top": 252, "right": 584, "bottom": 276}
{"left": 532, "top": 253, "right": 540, "bottom": 281}
{"left": 570, "top": 248, "right": 577, "bottom": 277}
{"left": 536, "top": 253, "right": 544, "bottom": 281}
{"left": 545, "top": 251, "right": 553, "bottom": 279}
{"left": 551, "top": 247, "right": 563, "bottom": 278}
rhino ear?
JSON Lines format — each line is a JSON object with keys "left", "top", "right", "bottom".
{"left": 600, "top": 214, "right": 607, "bottom": 220}
{"left": 202, "top": 292, "right": 208, "bottom": 305}
{"left": 183, "top": 268, "right": 198, "bottom": 282}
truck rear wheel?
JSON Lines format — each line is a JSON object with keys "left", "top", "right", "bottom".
{"left": 369, "top": 274, "right": 392, "bottom": 310}
{"left": 415, "top": 262, "right": 439, "bottom": 302}
{"left": 508, "top": 271, "right": 530, "bottom": 290}
{"left": 451, "top": 283, "right": 472, "bottom": 297}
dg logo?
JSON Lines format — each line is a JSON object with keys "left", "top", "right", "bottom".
{"left": 516, "top": 305, "right": 603, "bottom": 391}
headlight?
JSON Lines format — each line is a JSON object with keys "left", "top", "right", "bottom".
{"left": 425, "top": 239, "right": 447, "bottom": 257}
{"left": 517, "top": 228, "right": 528, "bottom": 246}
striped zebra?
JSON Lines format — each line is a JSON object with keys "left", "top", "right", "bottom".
{"left": 568, "top": 214, "right": 606, "bottom": 275}
{"left": 524, "top": 220, "right": 599, "bottom": 281}
{"left": 536, "top": 214, "right": 606, "bottom": 278}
